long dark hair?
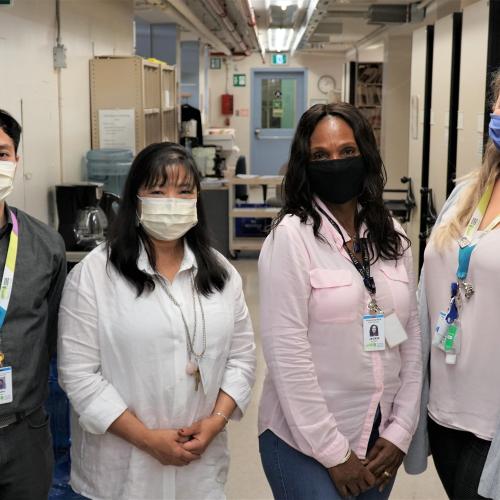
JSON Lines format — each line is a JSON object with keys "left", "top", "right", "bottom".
{"left": 274, "top": 102, "right": 410, "bottom": 261}
{"left": 107, "top": 142, "right": 229, "bottom": 296}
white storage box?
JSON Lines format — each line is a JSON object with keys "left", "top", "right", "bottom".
{"left": 203, "top": 128, "right": 235, "bottom": 152}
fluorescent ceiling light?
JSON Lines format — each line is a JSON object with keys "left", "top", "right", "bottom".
{"left": 267, "top": 28, "right": 294, "bottom": 52}
{"left": 266, "top": 0, "right": 304, "bottom": 8}
{"left": 267, "top": 30, "right": 273, "bottom": 51}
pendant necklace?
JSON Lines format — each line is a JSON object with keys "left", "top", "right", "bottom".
{"left": 157, "top": 271, "right": 206, "bottom": 391}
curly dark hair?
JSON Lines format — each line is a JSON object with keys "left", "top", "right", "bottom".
{"left": 274, "top": 102, "right": 410, "bottom": 262}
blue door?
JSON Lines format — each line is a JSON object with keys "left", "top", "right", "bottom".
{"left": 251, "top": 69, "right": 307, "bottom": 175}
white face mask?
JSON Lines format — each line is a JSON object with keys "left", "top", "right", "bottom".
{"left": 138, "top": 197, "right": 198, "bottom": 241}
{"left": 0, "top": 162, "right": 16, "bottom": 201}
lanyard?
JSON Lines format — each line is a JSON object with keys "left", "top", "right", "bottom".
{"left": 457, "top": 183, "right": 500, "bottom": 293}
{"left": 317, "top": 205, "right": 380, "bottom": 312}
{"left": 445, "top": 183, "right": 500, "bottom": 325}
{"left": 0, "top": 209, "right": 19, "bottom": 367}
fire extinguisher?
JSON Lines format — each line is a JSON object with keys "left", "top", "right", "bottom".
{"left": 221, "top": 94, "right": 233, "bottom": 125}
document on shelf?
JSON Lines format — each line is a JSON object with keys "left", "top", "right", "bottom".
{"left": 98, "top": 109, "right": 136, "bottom": 154}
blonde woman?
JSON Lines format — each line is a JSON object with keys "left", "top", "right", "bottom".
{"left": 406, "top": 73, "right": 500, "bottom": 499}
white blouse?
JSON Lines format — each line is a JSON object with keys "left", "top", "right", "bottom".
{"left": 58, "top": 243, "right": 256, "bottom": 500}
{"left": 425, "top": 228, "right": 500, "bottom": 440}
{"left": 258, "top": 199, "right": 422, "bottom": 467}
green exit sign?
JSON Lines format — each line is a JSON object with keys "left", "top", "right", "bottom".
{"left": 0, "top": 0, "right": 12, "bottom": 5}
{"left": 271, "top": 53, "right": 288, "bottom": 65}
{"left": 233, "top": 74, "right": 246, "bottom": 87}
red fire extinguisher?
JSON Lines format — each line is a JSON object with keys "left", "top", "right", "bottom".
{"left": 221, "top": 94, "right": 234, "bottom": 115}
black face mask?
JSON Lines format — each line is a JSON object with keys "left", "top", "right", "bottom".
{"left": 308, "top": 156, "right": 366, "bottom": 204}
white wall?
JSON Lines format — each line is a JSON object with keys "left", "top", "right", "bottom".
{"left": 207, "top": 52, "right": 345, "bottom": 172}
{"left": 0, "top": 0, "right": 134, "bottom": 225}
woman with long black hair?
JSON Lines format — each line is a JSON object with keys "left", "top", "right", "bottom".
{"left": 58, "top": 142, "right": 256, "bottom": 499}
{"left": 258, "top": 103, "right": 422, "bottom": 499}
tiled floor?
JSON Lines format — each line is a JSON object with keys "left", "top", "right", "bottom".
{"left": 225, "top": 258, "right": 447, "bottom": 500}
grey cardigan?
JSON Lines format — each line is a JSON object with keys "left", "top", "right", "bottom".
{"left": 403, "top": 181, "right": 500, "bottom": 498}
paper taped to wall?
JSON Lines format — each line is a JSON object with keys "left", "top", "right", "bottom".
{"left": 98, "top": 109, "right": 135, "bottom": 154}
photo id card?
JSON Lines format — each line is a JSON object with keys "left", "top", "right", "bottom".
{"left": 384, "top": 313, "right": 408, "bottom": 348}
{"left": 0, "top": 366, "right": 13, "bottom": 404}
{"left": 363, "top": 314, "right": 385, "bottom": 351}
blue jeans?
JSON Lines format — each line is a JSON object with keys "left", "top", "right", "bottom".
{"left": 259, "top": 414, "right": 395, "bottom": 500}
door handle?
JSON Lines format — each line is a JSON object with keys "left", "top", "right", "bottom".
{"left": 254, "top": 128, "right": 261, "bottom": 138}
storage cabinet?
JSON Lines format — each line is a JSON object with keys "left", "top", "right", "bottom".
{"left": 90, "top": 56, "right": 178, "bottom": 154}
{"left": 228, "top": 176, "right": 283, "bottom": 256}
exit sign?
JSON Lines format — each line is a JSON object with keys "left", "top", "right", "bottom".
{"left": 0, "top": 0, "right": 12, "bottom": 4}
{"left": 233, "top": 74, "right": 246, "bottom": 87}
{"left": 271, "top": 54, "right": 288, "bottom": 65}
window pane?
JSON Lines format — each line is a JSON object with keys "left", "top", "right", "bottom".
{"left": 261, "top": 78, "right": 296, "bottom": 129}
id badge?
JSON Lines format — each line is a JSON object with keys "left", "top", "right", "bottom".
{"left": 432, "top": 311, "right": 448, "bottom": 348}
{"left": 384, "top": 313, "right": 408, "bottom": 348}
{"left": 363, "top": 314, "right": 385, "bottom": 351}
{"left": 0, "top": 366, "right": 13, "bottom": 404}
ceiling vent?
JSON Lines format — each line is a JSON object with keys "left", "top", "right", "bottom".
{"left": 367, "top": 4, "right": 425, "bottom": 24}
{"left": 368, "top": 4, "right": 409, "bottom": 23}
{"left": 269, "top": 4, "right": 298, "bottom": 28}
{"left": 315, "top": 22, "right": 343, "bottom": 35}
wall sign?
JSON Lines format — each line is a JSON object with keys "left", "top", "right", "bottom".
{"left": 0, "top": 0, "right": 12, "bottom": 4}
{"left": 98, "top": 109, "right": 136, "bottom": 154}
{"left": 271, "top": 54, "right": 288, "bottom": 65}
{"left": 210, "top": 57, "right": 221, "bottom": 70}
{"left": 272, "top": 99, "right": 283, "bottom": 118}
{"left": 233, "top": 74, "right": 246, "bottom": 87}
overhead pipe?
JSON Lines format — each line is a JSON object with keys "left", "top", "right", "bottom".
{"left": 203, "top": 0, "right": 251, "bottom": 56}
{"left": 240, "top": 0, "right": 266, "bottom": 62}
{"left": 141, "top": 0, "right": 232, "bottom": 55}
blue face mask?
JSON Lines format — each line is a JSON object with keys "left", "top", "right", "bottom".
{"left": 489, "top": 114, "right": 500, "bottom": 150}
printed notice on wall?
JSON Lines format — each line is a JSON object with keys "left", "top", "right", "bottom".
{"left": 98, "top": 109, "right": 135, "bottom": 154}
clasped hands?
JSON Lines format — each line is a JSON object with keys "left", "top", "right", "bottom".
{"left": 329, "top": 438, "right": 405, "bottom": 498}
{"left": 142, "top": 415, "right": 226, "bottom": 467}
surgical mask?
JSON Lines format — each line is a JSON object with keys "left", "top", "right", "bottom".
{"left": 308, "top": 156, "right": 366, "bottom": 205}
{"left": 138, "top": 197, "right": 198, "bottom": 241}
{"left": 489, "top": 114, "right": 500, "bottom": 150}
{"left": 0, "top": 162, "right": 16, "bottom": 201}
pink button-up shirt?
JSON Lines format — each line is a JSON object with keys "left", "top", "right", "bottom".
{"left": 425, "top": 229, "right": 500, "bottom": 441}
{"left": 258, "top": 200, "right": 422, "bottom": 468}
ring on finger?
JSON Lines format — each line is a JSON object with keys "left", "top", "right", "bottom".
{"left": 383, "top": 470, "right": 392, "bottom": 478}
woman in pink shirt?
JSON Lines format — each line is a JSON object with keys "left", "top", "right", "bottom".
{"left": 410, "top": 74, "right": 500, "bottom": 499}
{"left": 258, "top": 103, "right": 422, "bottom": 499}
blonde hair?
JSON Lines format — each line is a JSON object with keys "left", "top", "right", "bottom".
{"left": 431, "top": 70, "right": 500, "bottom": 250}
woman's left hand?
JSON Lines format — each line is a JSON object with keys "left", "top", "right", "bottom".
{"left": 365, "top": 437, "right": 405, "bottom": 491}
{"left": 177, "top": 416, "right": 226, "bottom": 456}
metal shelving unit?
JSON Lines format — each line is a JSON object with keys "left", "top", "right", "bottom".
{"left": 228, "top": 176, "right": 283, "bottom": 255}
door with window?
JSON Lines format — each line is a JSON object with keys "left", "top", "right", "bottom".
{"left": 251, "top": 69, "right": 307, "bottom": 175}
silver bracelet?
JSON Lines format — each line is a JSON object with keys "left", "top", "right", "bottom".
{"left": 213, "top": 411, "right": 230, "bottom": 424}
{"left": 337, "top": 448, "right": 352, "bottom": 465}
